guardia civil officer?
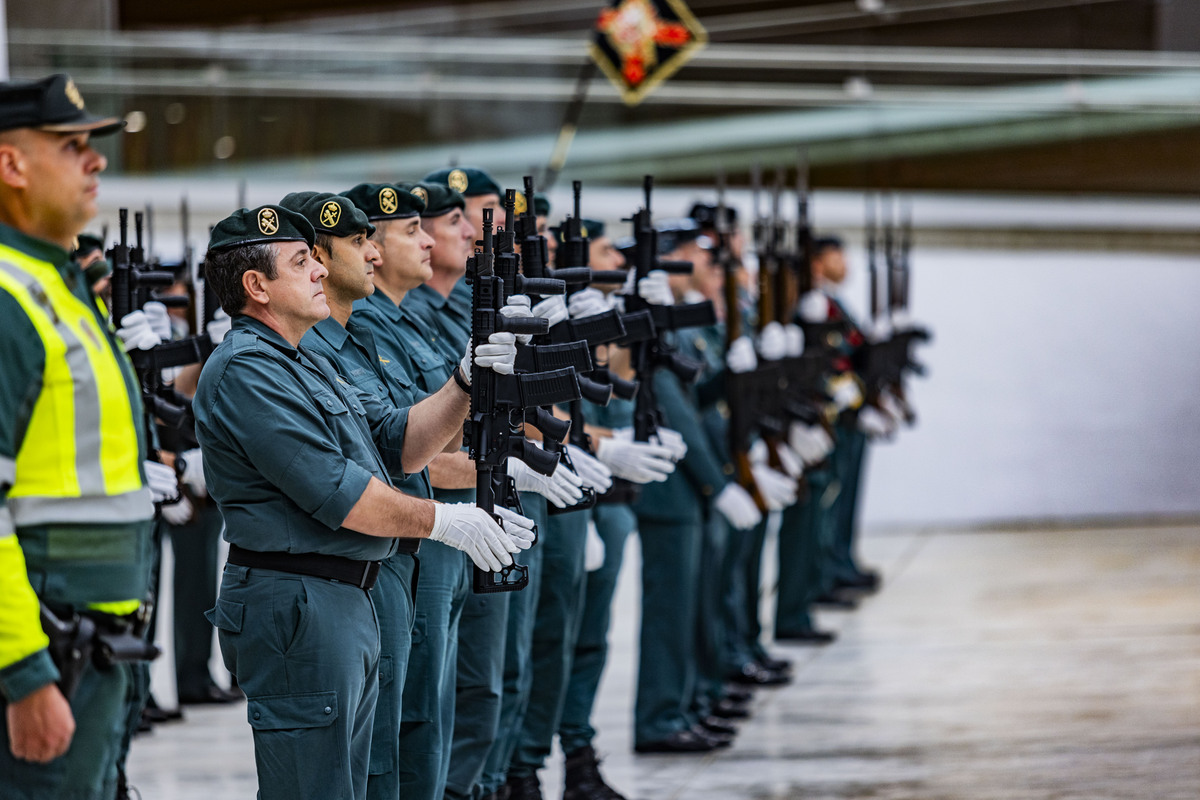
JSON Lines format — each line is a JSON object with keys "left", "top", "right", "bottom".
{"left": 0, "top": 73, "right": 177, "bottom": 800}
{"left": 194, "top": 204, "right": 535, "bottom": 800}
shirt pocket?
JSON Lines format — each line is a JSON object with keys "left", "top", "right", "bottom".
{"left": 312, "top": 388, "right": 350, "bottom": 417}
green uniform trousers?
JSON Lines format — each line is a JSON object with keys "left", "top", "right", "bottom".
{"left": 776, "top": 468, "right": 834, "bottom": 636}
{"left": 476, "top": 494, "right": 548, "bottom": 797}
{"left": 0, "top": 660, "right": 133, "bottom": 800}
{"left": 723, "top": 512, "right": 765, "bottom": 673}
{"left": 558, "top": 502, "right": 636, "bottom": 755}
{"left": 831, "top": 424, "right": 869, "bottom": 580}
{"left": 634, "top": 514, "right": 701, "bottom": 745}
{"left": 692, "top": 512, "right": 729, "bottom": 718}
{"left": 508, "top": 507, "right": 590, "bottom": 778}
{"left": 396, "top": 538, "right": 470, "bottom": 800}
{"left": 366, "top": 555, "right": 418, "bottom": 800}
{"left": 167, "top": 502, "right": 223, "bottom": 696}
{"left": 209, "top": 565, "right": 381, "bottom": 800}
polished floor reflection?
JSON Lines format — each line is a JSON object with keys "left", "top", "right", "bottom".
{"left": 128, "top": 522, "right": 1200, "bottom": 799}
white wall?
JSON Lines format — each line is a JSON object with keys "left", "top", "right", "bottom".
{"left": 841, "top": 246, "right": 1200, "bottom": 527}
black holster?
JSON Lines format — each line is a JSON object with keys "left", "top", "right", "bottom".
{"left": 40, "top": 603, "right": 161, "bottom": 701}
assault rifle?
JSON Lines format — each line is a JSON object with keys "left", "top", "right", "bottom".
{"left": 464, "top": 207, "right": 583, "bottom": 593}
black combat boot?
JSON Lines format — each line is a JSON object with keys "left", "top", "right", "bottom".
{"left": 504, "top": 772, "right": 543, "bottom": 800}
{"left": 564, "top": 745, "right": 628, "bottom": 800}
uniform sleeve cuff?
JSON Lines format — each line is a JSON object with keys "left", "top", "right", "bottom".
{"left": 0, "top": 649, "right": 60, "bottom": 703}
{"left": 313, "top": 461, "right": 374, "bottom": 530}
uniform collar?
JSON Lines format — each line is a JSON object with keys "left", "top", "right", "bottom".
{"left": 0, "top": 220, "right": 70, "bottom": 270}
{"left": 361, "top": 287, "right": 405, "bottom": 321}
{"left": 232, "top": 314, "right": 300, "bottom": 357}
{"left": 409, "top": 282, "right": 449, "bottom": 310}
{"left": 312, "top": 315, "right": 351, "bottom": 350}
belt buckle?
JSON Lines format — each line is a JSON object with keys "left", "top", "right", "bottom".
{"left": 359, "top": 561, "right": 379, "bottom": 589}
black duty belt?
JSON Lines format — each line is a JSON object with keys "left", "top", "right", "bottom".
{"left": 227, "top": 544, "right": 381, "bottom": 590}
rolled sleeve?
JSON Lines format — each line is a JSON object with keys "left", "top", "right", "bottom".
{"left": 311, "top": 457, "right": 374, "bottom": 530}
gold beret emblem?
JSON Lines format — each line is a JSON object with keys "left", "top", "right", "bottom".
{"left": 581, "top": 225, "right": 589, "bottom": 238}
{"left": 64, "top": 79, "right": 85, "bottom": 110}
{"left": 514, "top": 192, "right": 527, "bottom": 215}
{"left": 257, "top": 207, "right": 279, "bottom": 235}
{"left": 319, "top": 200, "right": 341, "bottom": 229}
{"left": 411, "top": 186, "right": 428, "bottom": 205}
{"left": 379, "top": 187, "right": 399, "bottom": 215}
{"left": 448, "top": 169, "right": 469, "bottom": 193}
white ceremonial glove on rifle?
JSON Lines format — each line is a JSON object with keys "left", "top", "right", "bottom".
{"left": 142, "top": 301, "right": 172, "bottom": 341}
{"left": 611, "top": 426, "right": 688, "bottom": 461}
{"left": 713, "top": 483, "right": 762, "bottom": 530}
{"left": 636, "top": 270, "right": 674, "bottom": 306}
{"left": 858, "top": 406, "right": 896, "bottom": 439}
{"left": 507, "top": 455, "right": 585, "bottom": 508}
{"left": 568, "top": 288, "right": 611, "bottom": 319}
{"left": 429, "top": 503, "right": 533, "bottom": 572}
{"left": 726, "top": 336, "right": 757, "bottom": 374}
{"left": 751, "top": 465, "right": 798, "bottom": 511}
{"left": 798, "top": 290, "right": 829, "bottom": 323}
{"left": 584, "top": 522, "right": 606, "bottom": 572}
{"left": 566, "top": 445, "right": 613, "bottom": 493}
{"left": 789, "top": 422, "right": 834, "bottom": 466}
{"left": 177, "top": 448, "right": 207, "bottom": 498}
{"left": 783, "top": 324, "right": 805, "bottom": 357}
{"left": 500, "top": 294, "right": 535, "bottom": 344}
{"left": 144, "top": 460, "right": 179, "bottom": 504}
{"left": 460, "top": 332, "right": 519, "bottom": 382}
{"left": 117, "top": 311, "right": 163, "bottom": 352}
{"left": 531, "top": 295, "right": 569, "bottom": 329}
{"left": 160, "top": 496, "right": 193, "bottom": 526}
{"left": 758, "top": 322, "right": 787, "bottom": 361}
{"left": 595, "top": 436, "right": 675, "bottom": 484}
{"left": 207, "top": 309, "right": 233, "bottom": 344}
{"left": 750, "top": 438, "right": 802, "bottom": 481}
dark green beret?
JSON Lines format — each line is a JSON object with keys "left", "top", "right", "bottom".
{"left": 0, "top": 73, "right": 123, "bottom": 136}
{"left": 552, "top": 218, "right": 605, "bottom": 243}
{"left": 534, "top": 193, "right": 551, "bottom": 217}
{"left": 73, "top": 232, "right": 105, "bottom": 256}
{"left": 208, "top": 205, "right": 315, "bottom": 252}
{"left": 423, "top": 166, "right": 500, "bottom": 198}
{"left": 340, "top": 182, "right": 422, "bottom": 221}
{"left": 280, "top": 192, "right": 376, "bottom": 239}
{"left": 405, "top": 181, "right": 465, "bottom": 218}
{"left": 655, "top": 218, "right": 711, "bottom": 256}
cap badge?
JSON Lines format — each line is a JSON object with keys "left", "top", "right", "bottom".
{"left": 258, "top": 208, "right": 279, "bottom": 235}
{"left": 64, "top": 79, "right": 86, "bottom": 110}
{"left": 379, "top": 187, "right": 399, "bottom": 215}
{"left": 320, "top": 200, "right": 341, "bottom": 229}
{"left": 411, "top": 186, "right": 428, "bottom": 205}
{"left": 448, "top": 169, "right": 469, "bottom": 193}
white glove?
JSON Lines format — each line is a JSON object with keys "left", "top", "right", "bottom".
{"left": 869, "top": 317, "right": 893, "bottom": 343}
{"left": 798, "top": 290, "right": 829, "bottom": 323}
{"left": 726, "top": 336, "right": 756, "bottom": 373}
{"left": 429, "top": 503, "right": 520, "bottom": 572}
{"left": 493, "top": 506, "right": 537, "bottom": 551}
{"left": 566, "top": 445, "right": 613, "bottom": 493}
{"left": 208, "top": 309, "right": 233, "bottom": 344}
{"left": 117, "top": 311, "right": 163, "bottom": 352}
{"left": 500, "top": 294, "right": 534, "bottom": 344}
{"left": 144, "top": 460, "right": 179, "bottom": 504}
{"left": 460, "top": 332, "right": 519, "bottom": 383}
{"left": 595, "top": 437, "right": 675, "bottom": 484}
{"left": 584, "top": 521, "right": 606, "bottom": 572}
{"left": 531, "top": 295, "right": 569, "bottom": 329}
{"left": 568, "top": 288, "right": 611, "bottom": 319}
{"left": 890, "top": 309, "right": 914, "bottom": 331}
{"left": 161, "top": 496, "right": 193, "bottom": 526}
{"left": 789, "top": 422, "right": 834, "bottom": 466}
{"left": 783, "top": 324, "right": 805, "bottom": 357}
{"left": 751, "top": 464, "right": 798, "bottom": 511}
{"left": 774, "top": 442, "right": 804, "bottom": 479}
{"left": 713, "top": 483, "right": 762, "bottom": 530}
{"left": 177, "top": 448, "right": 207, "bottom": 498}
{"left": 831, "top": 375, "right": 864, "bottom": 410}
{"left": 143, "top": 301, "right": 172, "bottom": 341}
{"left": 612, "top": 426, "right": 688, "bottom": 461}
{"left": 636, "top": 270, "right": 673, "bottom": 306}
{"left": 508, "top": 455, "right": 584, "bottom": 508}
{"left": 858, "top": 406, "right": 896, "bottom": 439}
{"left": 759, "top": 322, "right": 787, "bottom": 361}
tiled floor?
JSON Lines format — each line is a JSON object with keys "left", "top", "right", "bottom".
{"left": 127, "top": 522, "right": 1200, "bottom": 799}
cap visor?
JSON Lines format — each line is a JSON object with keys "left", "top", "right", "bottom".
{"left": 39, "top": 115, "right": 126, "bottom": 137}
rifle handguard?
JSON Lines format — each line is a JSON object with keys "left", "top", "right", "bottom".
{"left": 654, "top": 259, "right": 693, "bottom": 275}
{"left": 588, "top": 270, "right": 628, "bottom": 284}
{"left": 516, "top": 276, "right": 567, "bottom": 296}
{"left": 501, "top": 317, "right": 551, "bottom": 337}
{"left": 545, "top": 267, "right": 593, "bottom": 286}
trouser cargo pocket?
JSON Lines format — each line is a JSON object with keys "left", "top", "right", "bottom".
{"left": 247, "top": 690, "right": 345, "bottom": 800}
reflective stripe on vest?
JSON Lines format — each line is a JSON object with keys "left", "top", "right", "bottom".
{"left": 0, "top": 506, "right": 13, "bottom": 538}
{"left": 0, "top": 247, "right": 148, "bottom": 525}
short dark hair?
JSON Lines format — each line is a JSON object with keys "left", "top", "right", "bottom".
{"left": 811, "top": 235, "right": 844, "bottom": 258}
{"left": 313, "top": 232, "right": 334, "bottom": 256}
{"left": 202, "top": 242, "right": 277, "bottom": 315}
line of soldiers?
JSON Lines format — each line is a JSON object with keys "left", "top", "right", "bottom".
{"left": 0, "top": 73, "right": 926, "bottom": 800}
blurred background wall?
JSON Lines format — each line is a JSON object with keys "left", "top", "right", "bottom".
{"left": 6, "top": 0, "right": 1200, "bottom": 526}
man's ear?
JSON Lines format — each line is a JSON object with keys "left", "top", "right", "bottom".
{"left": 242, "top": 270, "right": 270, "bottom": 306}
{"left": 0, "top": 141, "right": 31, "bottom": 191}
{"left": 312, "top": 245, "right": 328, "bottom": 264}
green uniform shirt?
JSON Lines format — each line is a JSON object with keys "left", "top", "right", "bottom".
{"left": 303, "top": 315, "right": 433, "bottom": 501}
{"left": 195, "top": 315, "right": 412, "bottom": 560}
{"left": 353, "top": 290, "right": 453, "bottom": 396}
{"left": 400, "top": 278, "right": 472, "bottom": 360}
